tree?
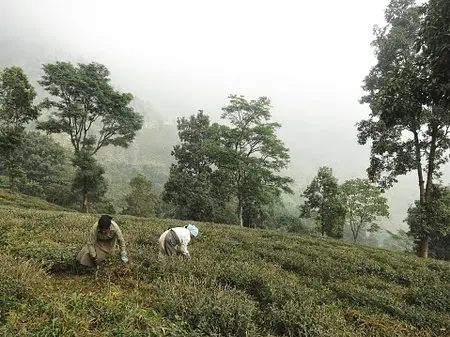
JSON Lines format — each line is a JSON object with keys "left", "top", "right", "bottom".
{"left": 429, "top": 233, "right": 450, "bottom": 261}
{"left": 38, "top": 62, "right": 143, "bottom": 212}
{"left": 406, "top": 184, "right": 450, "bottom": 258}
{"left": 162, "top": 111, "right": 227, "bottom": 221}
{"left": 0, "top": 66, "right": 39, "bottom": 192}
{"left": 219, "top": 95, "right": 293, "bottom": 227}
{"left": 13, "top": 131, "right": 74, "bottom": 205}
{"left": 71, "top": 150, "right": 108, "bottom": 213}
{"left": 419, "top": 0, "right": 450, "bottom": 108}
{"left": 124, "top": 173, "right": 159, "bottom": 217}
{"left": 340, "top": 178, "right": 389, "bottom": 242}
{"left": 357, "top": 0, "right": 450, "bottom": 257}
{"left": 301, "top": 166, "right": 345, "bottom": 238}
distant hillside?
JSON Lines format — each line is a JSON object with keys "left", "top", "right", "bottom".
{"left": 2, "top": 39, "right": 449, "bottom": 231}
{"left": 0, "top": 39, "right": 178, "bottom": 208}
{"left": 1, "top": 199, "right": 448, "bottom": 336}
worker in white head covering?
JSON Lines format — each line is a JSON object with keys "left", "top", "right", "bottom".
{"left": 158, "top": 224, "right": 199, "bottom": 258}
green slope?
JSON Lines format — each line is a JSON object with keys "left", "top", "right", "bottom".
{"left": 0, "top": 188, "right": 71, "bottom": 212}
{"left": 0, "top": 197, "right": 448, "bottom": 336}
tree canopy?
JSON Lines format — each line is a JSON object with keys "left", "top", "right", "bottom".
{"left": 301, "top": 166, "right": 345, "bottom": 238}
{"left": 0, "top": 66, "right": 39, "bottom": 192}
{"left": 38, "top": 62, "right": 143, "bottom": 212}
{"left": 357, "top": 0, "right": 450, "bottom": 257}
{"left": 341, "top": 178, "right": 389, "bottom": 242}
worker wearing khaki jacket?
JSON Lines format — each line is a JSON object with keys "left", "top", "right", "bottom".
{"left": 77, "top": 215, "right": 129, "bottom": 267}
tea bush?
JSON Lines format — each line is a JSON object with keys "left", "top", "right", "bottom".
{"left": 0, "top": 195, "right": 449, "bottom": 336}
{"left": 152, "top": 276, "right": 261, "bottom": 336}
{"left": 0, "top": 253, "right": 48, "bottom": 323}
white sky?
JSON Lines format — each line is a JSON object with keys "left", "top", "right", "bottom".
{"left": 2, "top": 0, "right": 389, "bottom": 119}
{"left": 3, "top": 0, "right": 444, "bottom": 229}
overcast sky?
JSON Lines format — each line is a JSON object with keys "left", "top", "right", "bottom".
{"left": 2, "top": 0, "right": 388, "bottom": 118}
{"left": 3, "top": 0, "right": 444, "bottom": 229}
{"left": 0, "top": 0, "right": 392, "bottom": 173}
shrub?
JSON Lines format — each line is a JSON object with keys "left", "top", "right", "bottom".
{"left": 0, "top": 253, "right": 47, "bottom": 322}
{"left": 152, "top": 276, "right": 261, "bottom": 336}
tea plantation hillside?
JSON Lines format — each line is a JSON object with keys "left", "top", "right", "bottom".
{"left": 0, "top": 197, "right": 449, "bottom": 336}
{"left": 0, "top": 188, "right": 70, "bottom": 212}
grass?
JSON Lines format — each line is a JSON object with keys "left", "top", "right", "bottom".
{"left": 0, "top": 193, "right": 449, "bottom": 336}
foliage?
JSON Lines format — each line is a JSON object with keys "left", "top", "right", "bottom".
{"left": 163, "top": 99, "right": 293, "bottom": 227}
{"left": 357, "top": 0, "right": 450, "bottom": 257}
{"left": 38, "top": 61, "right": 144, "bottom": 211}
{"left": 163, "top": 111, "right": 226, "bottom": 222}
{"left": 406, "top": 184, "right": 450, "bottom": 255}
{"left": 11, "top": 131, "right": 75, "bottom": 205}
{"left": 301, "top": 166, "right": 345, "bottom": 238}
{"left": 341, "top": 178, "right": 389, "bottom": 242}
{"left": 418, "top": 0, "right": 450, "bottom": 107}
{"left": 429, "top": 233, "right": 450, "bottom": 261}
{"left": 0, "top": 195, "right": 449, "bottom": 336}
{"left": 277, "top": 214, "right": 315, "bottom": 234}
{"left": 218, "top": 94, "right": 293, "bottom": 227}
{"left": 0, "top": 66, "right": 39, "bottom": 192}
{"left": 383, "top": 229, "right": 415, "bottom": 253}
{"left": 0, "top": 253, "right": 48, "bottom": 323}
{"left": 123, "top": 173, "right": 159, "bottom": 217}
{"left": 71, "top": 150, "right": 108, "bottom": 213}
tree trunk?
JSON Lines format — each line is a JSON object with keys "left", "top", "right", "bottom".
{"left": 82, "top": 194, "right": 89, "bottom": 213}
{"left": 320, "top": 209, "right": 325, "bottom": 236}
{"left": 424, "top": 122, "right": 438, "bottom": 203}
{"left": 239, "top": 205, "right": 244, "bottom": 227}
{"left": 413, "top": 121, "right": 437, "bottom": 259}
{"left": 419, "top": 121, "right": 438, "bottom": 258}
{"left": 239, "top": 202, "right": 243, "bottom": 227}
{"left": 418, "top": 236, "right": 429, "bottom": 258}
{"left": 9, "top": 174, "right": 14, "bottom": 193}
{"left": 352, "top": 224, "right": 358, "bottom": 242}
{"left": 412, "top": 129, "right": 425, "bottom": 204}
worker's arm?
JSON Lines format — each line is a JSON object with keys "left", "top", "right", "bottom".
{"left": 179, "top": 242, "right": 190, "bottom": 258}
{"left": 87, "top": 223, "right": 98, "bottom": 259}
{"left": 114, "top": 222, "right": 127, "bottom": 253}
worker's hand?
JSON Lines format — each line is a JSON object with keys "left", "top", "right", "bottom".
{"left": 120, "top": 251, "right": 129, "bottom": 263}
{"left": 94, "top": 258, "right": 102, "bottom": 266}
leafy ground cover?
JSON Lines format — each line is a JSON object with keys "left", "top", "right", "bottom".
{"left": 0, "top": 195, "right": 448, "bottom": 336}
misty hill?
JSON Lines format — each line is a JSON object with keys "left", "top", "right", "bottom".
{"left": 1, "top": 193, "right": 449, "bottom": 336}
{"left": 0, "top": 39, "right": 178, "bottom": 191}
{"left": 1, "top": 39, "right": 449, "bottom": 233}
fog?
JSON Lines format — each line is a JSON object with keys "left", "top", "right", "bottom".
{"left": 1, "top": 0, "right": 447, "bottom": 230}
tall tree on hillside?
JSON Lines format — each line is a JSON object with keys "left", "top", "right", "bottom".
{"left": 38, "top": 62, "right": 143, "bottom": 212}
{"left": 419, "top": 0, "right": 450, "bottom": 109}
{"left": 301, "top": 166, "right": 345, "bottom": 238}
{"left": 71, "top": 149, "right": 108, "bottom": 213}
{"left": 14, "top": 131, "right": 74, "bottom": 205}
{"left": 124, "top": 173, "right": 159, "bottom": 217}
{"left": 357, "top": 0, "right": 450, "bottom": 257}
{"left": 406, "top": 184, "right": 450, "bottom": 260}
{"left": 0, "top": 66, "right": 39, "bottom": 192}
{"left": 219, "top": 95, "right": 293, "bottom": 227}
{"left": 163, "top": 111, "right": 228, "bottom": 221}
{"left": 341, "top": 178, "right": 389, "bottom": 242}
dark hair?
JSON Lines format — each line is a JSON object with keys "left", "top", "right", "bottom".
{"left": 98, "top": 214, "right": 113, "bottom": 229}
